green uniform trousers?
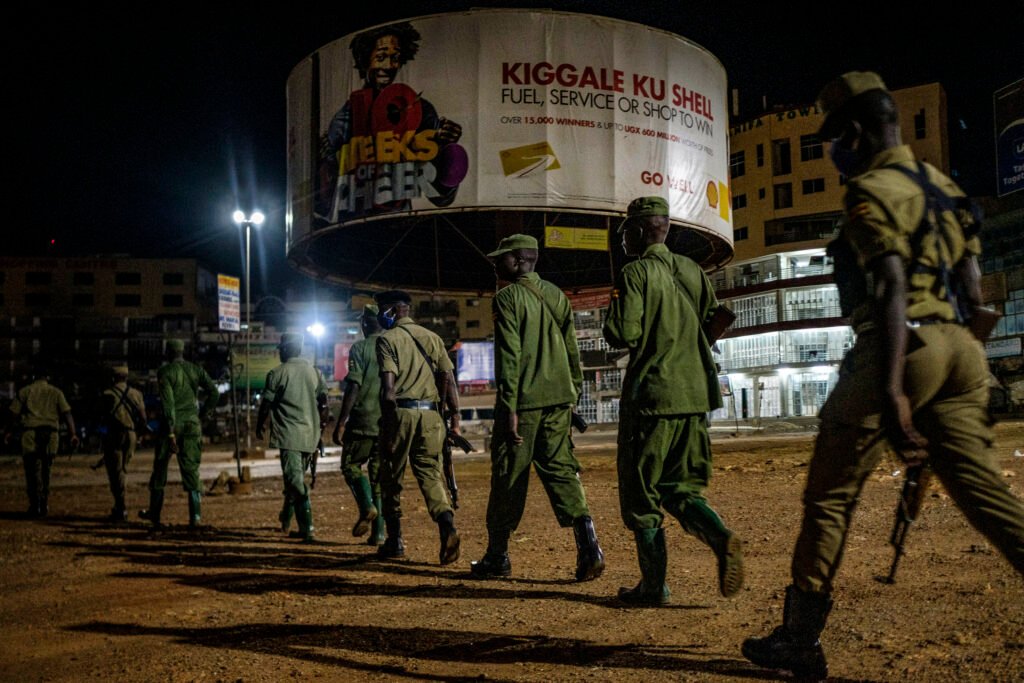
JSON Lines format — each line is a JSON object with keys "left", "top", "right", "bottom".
{"left": 617, "top": 412, "right": 713, "bottom": 530}
{"left": 21, "top": 427, "right": 59, "bottom": 507}
{"left": 342, "top": 433, "right": 382, "bottom": 499}
{"left": 103, "top": 427, "right": 137, "bottom": 511}
{"left": 487, "top": 405, "right": 590, "bottom": 532}
{"left": 279, "top": 449, "right": 313, "bottom": 500}
{"left": 381, "top": 408, "right": 451, "bottom": 522}
{"left": 793, "top": 323, "right": 1024, "bottom": 593}
{"left": 149, "top": 420, "right": 203, "bottom": 494}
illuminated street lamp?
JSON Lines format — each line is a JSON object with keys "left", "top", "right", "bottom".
{"left": 306, "top": 322, "right": 325, "bottom": 371}
{"left": 233, "top": 209, "right": 265, "bottom": 451}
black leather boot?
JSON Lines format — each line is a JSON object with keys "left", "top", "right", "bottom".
{"left": 378, "top": 517, "right": 405, "bottom": 559}
{"left": 139, "top": 489, "right": 164, "bottom": 528}
{"left": 470, "top": 529, "right": 512, "bottom": 578}
{"left": 741, "top": 585, "right": 832, "bottom": 680}
{"left": 572, "top": 515, "right": 606, "bottom": 582}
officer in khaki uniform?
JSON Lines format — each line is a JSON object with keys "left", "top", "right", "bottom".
{"left": 140, "top": 339, "right": 219, "bottom": 528}
{"left": 374, "top": 290, "right": 462, "bottom": 565}
{"left": 604, "top": 197, "right": 743, "bottom": 606}
{"left": 257, "top": 332, "right": 327, "bottom": 543}
{"left": 101, "top": 365, "right": 147, "bottom": 522}
{"left": 332, "top": 305, "right": 386, "bottom": 545}
{"left": 470, "top": 234, "right": 605, "bottom": 581}
{"left": 8, "top": 364, "right": 79, "bottom": 517}
{"left": 743, "top": 72, "right": 1024, "bottom": 680}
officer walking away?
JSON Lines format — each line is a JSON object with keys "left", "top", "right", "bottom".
{"left": 140, "top": 339, "right": 220, "bottom": 529}
{"left": 470, "top": 234, "right": 605, "bottom": 581}
{"left": 603, "top": 197, "right": 743, "bottom": 606}
{"left": 256, "top": 332, "right": 328, "bottom": 543}
{"left": 332, "top": 305, "right": 386, "bottom": 546}
{"left": 7, "top": 362, "right": 79, "bottom": 517}
{"left": 742, "top": 72, "right": 1024, "bottom": 680}
{"left": 374, "top": 290, "right": 462, "bottom": 565}
{"left": 100, "top": 365, "right": 147, "bottom": 522}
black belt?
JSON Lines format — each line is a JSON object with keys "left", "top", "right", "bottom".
{"left": 396, "top": 399, "right": 439, "bottom": 410}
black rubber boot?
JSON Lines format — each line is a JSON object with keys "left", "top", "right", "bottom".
{"left": 679, "top": 499, "right": 744, "bottom": 597}
{"left": 618, "top": 528, "right": 670, "bottom": 606}
{"left": 470, "top": 529, "right": 512, "bottom": 578}
{"left": 367, "top": 495, "right": 386, "bottom": 546}
{"left": 139, "top": 489, "right": 165, "bottom": 527}
{"left": 437, "top": 510, "right": 461, "bottom": 566}
{"left": 187, "top": 490, "right": 202, "bottom": 528}
{"left": 348, "top": 476, "right": 377, "bottom": 537}
{"left": 741, "top": 585, "right": 833, "bottom": 680}
{"left": 378, "top": 517, "right": 405, "bottom": 559}
{"left": 294, "top": 495, "right": 315, "bottom": 543}
{"left": 572, "top": 515, "right": 606, "bottom": 582}
{"left": 279, "top": 495, "right": 294, "bottom": 533}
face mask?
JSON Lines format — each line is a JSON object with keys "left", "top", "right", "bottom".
{"left": 380, "top": 307, "right": 399, "bottom": 330}
{"left": 829, "top": 137, "right": 861, "bottom": 178}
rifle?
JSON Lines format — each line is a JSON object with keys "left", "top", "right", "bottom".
{"left": 443, "top": 415, "right": 473, "bottom": 510}
{"left": 571, "top": 411, "right": 589, "bottom": 433}
{"left": 310, "top": 437, "right": 324, "bottom": 489}
{"left": 885, "top": 464, "right": 933, "bottom": 584}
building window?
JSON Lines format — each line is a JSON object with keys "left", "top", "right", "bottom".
{"left": 73, "top": 293, "right": 94, "bottom": 307}
{"left": 799, "top": 134, "right": 823, "bottom": 161}
{"left": 466, "top": 320, "right": 480, "bottom": 329}
{"left": 163, "top": 272, "right": 185, "bottom": 286}
{"left": 772, "top": 138, "right": 792, "bottom": 175}
{"left": 756, "top": 143, "right": 765, "bottom": 167}
{"left": 802, "top": 178, "right": 825, "bottom": 194}
{"left": 26, "top": 271, "right": 52, "bottom": 286}
{"left": 163, "top": 294, "right": 184, "bottom": 308}
{"left": 764, "top": 213, "right": 842, "bottom": 246}
{"left": 732, "top": 193, "right": 747, "bottom": 210}
{"left": 115, "top": 272, "right": 142, "bottom": 286}
{"left": 734, "top": 227, "right": 749, "bottom": 242}
{"left": 115, "top": 293, "right": 142, "bottom": 307}
{"left": 914, "top": 108, "right": 926, "bottom": 139}
{"left": 758, "top": 187, "right": 766, "bottom": 200}
{"left": 729, "top": 150, "right": 746, "bottom": 178}
{"left": 773, "top": 183, "right": 793, "bottom": 209}
{"left": 25, "top": 292, "right": 51, "bottom": 307}
{"left": 465, "top": 298, "right": 480, "bottom": 307}
{"left": 73, "top": 272, "right": 94, "bottom": 286}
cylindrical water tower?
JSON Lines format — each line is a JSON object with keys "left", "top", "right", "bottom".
{"left": 286, "top": 9, "right": 733, "bottom": 293}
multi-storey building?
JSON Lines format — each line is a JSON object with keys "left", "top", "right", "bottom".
{"left": 712, "top": 83, "right": 951, "bottom": 420}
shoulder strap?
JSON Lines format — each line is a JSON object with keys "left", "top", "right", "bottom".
{"left": 515, "top": 278, "right": 570, "bottom": 331}
{"left": 397, "top": 325, "right": 437, "bottom": 373}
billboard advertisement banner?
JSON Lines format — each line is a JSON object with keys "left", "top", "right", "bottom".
{"left": 994, "top": 78, "right": 1023, "bottom": 197}
{"left": 288, "top": 10, "right": 730, "bottom": 246}
{"left": 217, "top": 274, "right": 241, "bottom": 332}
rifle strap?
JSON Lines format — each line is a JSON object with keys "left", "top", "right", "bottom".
{"left": 514, "top": 278, "right": 573, "bottom": 356}
{"left": 396, "top": 325, "right": 448, "bottom": 419}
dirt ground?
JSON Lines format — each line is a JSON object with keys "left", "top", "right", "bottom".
{"left": 1, "top": 423, "right": 1022, "bottom": 683}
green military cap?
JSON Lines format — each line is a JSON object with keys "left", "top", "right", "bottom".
{"left": 487, "top": 233, "right": 539, "bottom": 257}
{"left": 278, "top": 332, "right": 304, "bottom": 350}
{"left": 166, "top": 339, "right": 185, "bottom": 352}
{"left": 375, "top": 290, "right": 412, "bottom": 307}
{"left": 362, "top": 303, "right": 379, "bottom": 317}
{"left": 618, "top": 196, "right": 669, "bottom": 233}
{"left": 817, "top": 71, "right": 889, "bottom": 138}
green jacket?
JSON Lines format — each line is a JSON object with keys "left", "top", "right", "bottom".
{"left": 603, "top": 243, "right": 722, "bottom": 415}
{"left": 376, "top": 318, "right": 453, "bottom": 402}
{"left": 493, "top": 272, "right": 582, "bottom": 413}
{"left": 263, "top": 357, "right": 327, "bottom": 452}
{"left": 158, "top": 359, "right": 219, "bottom": 429}
{"left": 344, "top": 332, "right": 382, "bottom": 436}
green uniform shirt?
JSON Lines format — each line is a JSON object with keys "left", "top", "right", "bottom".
{"left": 842, "top": 145, "right": 979, "bottom": 325}
{"left": 102, "top": 382, "right": 146, "bottom": 430}
{"left": 262, "top": 357, "right": 327, "bottom": 452}
{"left": 493, "top": 272, "right": 582, "bottom": 413}
{"left": 345, "top": 332, "right": 382, "bottom": 436}
{"left": 603, "top": 242, "right": 722, "bottom": 415}
{"left": 376, "top": 318, "right": 453, "bottom": 401}
{"left": 158, "top": 359, "right": 219, "bottom": 430}
{"left": 9, "top": 379, "right": 71, "bottom": 429}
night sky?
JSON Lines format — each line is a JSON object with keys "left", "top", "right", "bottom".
{"left": 11, "top": 1, "right": 1022, "bottom": 297}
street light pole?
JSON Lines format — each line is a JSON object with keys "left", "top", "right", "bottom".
{"left": 233, "top": 210, "right": 264, "bottom": 453}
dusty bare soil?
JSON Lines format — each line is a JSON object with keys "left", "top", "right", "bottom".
{"left": 1, "top": 424, "right": 1023, "bottom": 682}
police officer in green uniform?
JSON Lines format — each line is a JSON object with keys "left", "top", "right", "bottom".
{"left": 743, "top": 72, "right": 1024, "bottom": 680}
{"left": 469, "top": 234, "right": 605, "bottom": 581}
{"left": 256, "top": 332, "right": 327, "bottom": 543}
{"left": 101, "top": 365, "right": 147, "bottom": 522}
{"left": 332, "top": 304, "right": 386, "bottom": 545}
{"left": 375, "top": 290, "right": 462, "bottom": 565}
{"left": 603, "top": 197, "right": 744, "bottom": 605}
{"left": 7, "top": 364, "right": 79, "bottom": 517}
{"left": 140, "top": 339, "right": 219, "bottom": 528}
